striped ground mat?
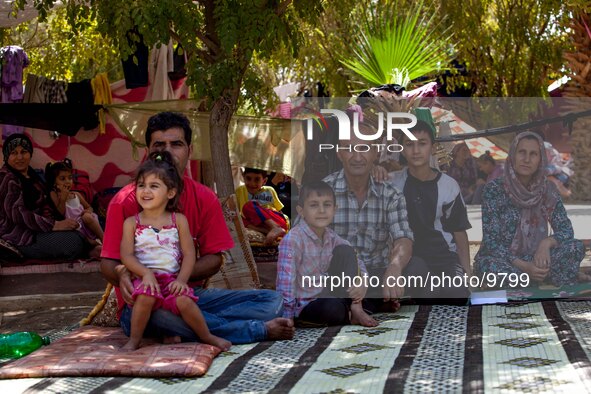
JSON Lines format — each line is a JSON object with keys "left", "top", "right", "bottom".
{"left": 2, "top": 301, "right": 591, "bottom": 393}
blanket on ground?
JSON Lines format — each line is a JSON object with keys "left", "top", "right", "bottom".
{"left": 2, "top": 301, "right": 591, "bottom": 393}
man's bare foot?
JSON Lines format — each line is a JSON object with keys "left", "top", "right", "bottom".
{"left": 264, "top": 227, "right": 286, "bottom": 245}
{"left": 350, "top": 303, "right": 378, "bottom": 327}
{"left": 265, "top": 317, "right": 295, "bottom": 340}
{"left": 377, "top": 300, "right": 401, "bottom": 313}
{"left": 121, "top": 339, "right": 141, "bottom": 351}
{"left": 202, "top": 334, "right": 232, "bottom": 351}
{"left": 162, "top": 336, "right": 181, "bottom": 345}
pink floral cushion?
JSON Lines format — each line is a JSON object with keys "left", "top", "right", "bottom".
{"left": 0, "top": 326, "right": 221, "bottom": 378}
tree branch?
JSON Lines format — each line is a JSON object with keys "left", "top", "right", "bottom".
{"left": 195, "top": 48, "right": 215, "bottom": 64}
{"left": 196, "top": 30, "right": 220, "bottom": 58}
{"left": 276, "top": 0, "right": 292, "bottom": 16}
{"left": 169, "top": 29, "right": 181, "bottom": 43}
{"left": 203, "top": 0, "right": 220, "bottom": 47}
{"left": 23, "top": 20, "right": 40, "bottom": 48}
{"left": 537, "top": 17, "right": 549, "bottom": 38}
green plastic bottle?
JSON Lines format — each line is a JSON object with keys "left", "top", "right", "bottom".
{"left": 0, "top": 332, "right": 50, "bottom": 358}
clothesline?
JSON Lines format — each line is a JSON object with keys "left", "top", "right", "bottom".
{"left": 436, "top": 108, "right": 591, "bottom": 142}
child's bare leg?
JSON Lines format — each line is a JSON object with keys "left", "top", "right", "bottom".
{"left": 82, "top": 212, "right": 104, "bottom": 241}
{"left": 247, "top": 224, "right": 269, "bottom": 234}
{"left": 263, "top": 220, "right": 286, "bottom": 245}
{"left": 176, "top": 296, "right": 231, "bottom": 351}
{"left": 122, "top": 295, "right": 156, "bottom": 351}
{"left": 350, "top": 302, "right": 378, "bottom": 327}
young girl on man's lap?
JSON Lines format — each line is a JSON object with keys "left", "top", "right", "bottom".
{"left": 120, "top": 151, "right": 230, "bottom": 351}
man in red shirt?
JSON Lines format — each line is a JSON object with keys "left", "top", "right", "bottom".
{"left": 101, "top": 112, "right": 294, "bottom": 344}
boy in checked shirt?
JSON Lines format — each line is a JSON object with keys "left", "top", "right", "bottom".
{"left": 276, "top": 181, "right": 377, "bottom": 327}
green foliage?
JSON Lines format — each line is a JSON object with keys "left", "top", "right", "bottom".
{"left": 4, "top": 6, "right": 121, "bottom": 82}
{"left": 35, "top": 0, "right": 316, "bottom": 112}
{"left": 247, "top": 0, "right": 454, "bottom": 102}
{"left": 9, "top": 0, "right": 573, "bottom": 105}
{"left": 566, "top": 0, "right": 591, "bottom": 13}
{"left": 246, "top": 0, "right": 361, "bottom": 102}
{"left": 253, "top": 0, "right": 570, "bottom": 103}
{"left": 8, "top": 1, "right": 321, "bottom": 111}
{"left": 440, "top": 0, "right": 569, "bottom": 97}
{"left": 12, "top": 0, "right": 327, "bottom": 196}
{"left": 341, "top": 0, "right": 454, "bottom": 88}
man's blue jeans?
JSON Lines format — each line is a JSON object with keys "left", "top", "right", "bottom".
{"left": 120, "top": 287, "right": 284, "bottom": 344}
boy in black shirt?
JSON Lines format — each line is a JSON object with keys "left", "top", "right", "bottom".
{"left": 390, "top": 121, "right": 471, "bottom": 301}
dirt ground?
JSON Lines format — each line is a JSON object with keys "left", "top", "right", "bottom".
{"left": 0, "top": 272, "right": 106, "bottom": 336}
{"left": 0, "top": 247, "right": 484, "bottom": 336}
{"left": 1, "top": 244, "right": 589, "bottom": 337}
{"left": 0, "top": 305, "right": 95, "bottom": 336}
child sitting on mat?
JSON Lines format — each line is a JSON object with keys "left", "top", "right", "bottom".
{"left": 120, "top": 151, "right": 230, "bottom": 351}
{"left": 276, "top": 181, "right": 377, "bottom": 327}
{"left": 45, "top": 159, "right": 103, "bottom": 257}
{"left": 236, "top": 167, "right": 289, "bottom": 245}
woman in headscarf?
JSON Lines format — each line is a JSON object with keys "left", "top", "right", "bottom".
{"left": 0, "top": 133, "right": 87, "bottom": 260}
{"left": 474, "top": 132, "right": 585, "bottom": 286}
{"left": 444, "top": 142, "right": 479, "bottom": 203}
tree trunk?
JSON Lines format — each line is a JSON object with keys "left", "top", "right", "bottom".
{"left": 569, "top": 117, "right": 591, "bottom": 200}
{"left": 201, "top": 161, "right": 215, "bottom": 189}
{"left": 209, "top": 94, "right": 237, "bottom": 198}
{"left": 564, "top": 13, "right": 591, "bottom": 201}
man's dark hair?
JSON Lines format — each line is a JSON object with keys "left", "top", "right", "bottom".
{"left": 298, "top": 181, "right": 335, "bottom": 207}
{"left": 243, "top": 167, "right": 268, "bottom": 178}
{"left": 145, "top": 112, "right": 192, "bottom": 147}
{"left": 400, "top": 119, "right": 435, "bottom": 144}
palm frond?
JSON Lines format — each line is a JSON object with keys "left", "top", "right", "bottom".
{"left": 341, "top": 0, "right": 455, "bottom": 88}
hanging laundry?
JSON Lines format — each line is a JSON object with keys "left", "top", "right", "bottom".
{"left": 67, "top": 79, "right": 99, "bottom": 130}
{"left": 23, "top": 74, "right": 44, "bottom": 103}
{"left": 168, "top": 42, "right": 187, "bottom": 81}
{"left": 23, "top": 74, "right": 68, "bottom": 104}
{"left": 0, "top": 46, "right": 29, "bottom": 137}
{"left": 146, "top": 39, "right": 174, "bottom": 101}
{"left": 0, "top": 46, "right": 29, "bottom": 103}
{"left": 121, "top": 30, "right": 149, "bottom": 89}
{"left": 40, "top": 78, "right": 68, "bottom": 103}
{"left": 91, "top": 73, "right": 112, "bottom": 134}
{"left": 0, "top": 103, "right": 103, "bottom": 136}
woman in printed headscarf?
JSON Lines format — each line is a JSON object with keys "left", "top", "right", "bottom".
{"left": 474, "top": 132, "right": 585, "bottom": 286}
{"left": 444, "top": 142, "right": 479, "bottom": 204}
{"left": 0, "top": 133, "right": 87, "bottom": 260}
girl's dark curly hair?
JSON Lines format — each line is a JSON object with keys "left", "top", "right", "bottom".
{"left": 45, "top": 158, "right": 73, "bottom": 192}
{"left": 135, "top": 151, "right": 183, "bottom": 211}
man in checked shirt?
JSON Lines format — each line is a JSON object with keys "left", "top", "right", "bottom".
{"left": 323, "top": 121, "right": 417, "bottom": 312}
